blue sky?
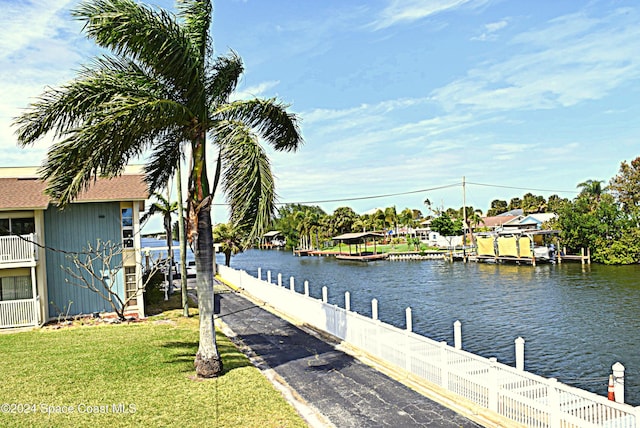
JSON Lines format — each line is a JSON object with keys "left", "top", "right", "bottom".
{"left": 1, "top": 0, "right": 639, "bottom": 231}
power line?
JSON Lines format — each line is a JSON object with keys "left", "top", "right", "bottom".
{"left": 467, "top": 181, "right": 580, "bottom": 195}
{"left": 212, "top": 180, "right": 579, "bottom": 207}
{"left": 273, "top": 183, "right": 462, "bottom": 205}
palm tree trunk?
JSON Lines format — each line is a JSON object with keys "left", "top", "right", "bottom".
{"left": 193, "top": 201, "right": 222, "bottom": 377}
{"left": 190, "top": 133, "right": 222, "bottom": 378}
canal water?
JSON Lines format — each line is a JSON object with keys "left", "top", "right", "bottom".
{"left": 225, "top": 249, "right": 640, "bottom": 405}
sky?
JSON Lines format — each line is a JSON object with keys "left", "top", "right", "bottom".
{"left": 1, "top": 0, "right": 639, "bottom": 232}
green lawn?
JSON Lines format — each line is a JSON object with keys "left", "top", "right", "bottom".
{"left": 0, "top": 305, "right": 306, "bottom": 428}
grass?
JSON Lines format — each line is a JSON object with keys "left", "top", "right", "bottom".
{"left": 0, "top": 295, "right": 307, "bottom": 428}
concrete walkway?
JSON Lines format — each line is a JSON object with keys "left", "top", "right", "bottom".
{"left": 213, "top": 283, "right": 484, "bottom": 427}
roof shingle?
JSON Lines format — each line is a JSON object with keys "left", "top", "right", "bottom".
{"left": 0, "top": 173, "right": 149, "bottom": 211}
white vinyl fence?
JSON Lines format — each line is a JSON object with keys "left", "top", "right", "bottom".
{"left": 218, "top": 265, "right": 639, "bottom": 428}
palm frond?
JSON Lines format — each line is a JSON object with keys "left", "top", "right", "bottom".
{"left": 39, "top": 94, "right": 191, "bottom": 205}
{"left": 14, "top": 55, "right": 167, "bottom": 145}
{"left": 144, "top": 127, "right": 186, "bottom": 191}
{"left": 217, "top": 121, "right": 275, "bottom": 242}
{"left": 206, "top": 51, "right": 243, "bottom": 105}
{"left": 213, "top": 98, "right": 304, "bottom": 152}
{"left": 73, "top": 0, "right": 206, "bottom": 113}
{"left": 177, "top": 0, "right": 213, "bottom": 61}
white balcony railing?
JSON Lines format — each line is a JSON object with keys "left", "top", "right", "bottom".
{"left": 0, "top": 297, "right": 39, "bottom": 328}
{"left": 0, "top": 234, "right": 38, "bottom": 265}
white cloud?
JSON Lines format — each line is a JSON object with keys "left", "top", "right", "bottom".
{"left": 472, "top": 19, "right": 509, "bottom": 41}
{"left": 370, "top": 0, "right": 483, "bottom": 30}
{"left": 0, "top": 0, "right": 88, "bottom": 163}
{"left": 233, "top": 80, "right": 281, "bottom": 100}
{"left": 431, "top": 8, "right": 640, "bottom": 113}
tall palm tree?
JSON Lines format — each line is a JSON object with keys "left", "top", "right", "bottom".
{"left": 13, "top": 0, "right": 302, "bottom": 377}
{"left": 142, "top": 191, "right": 178, "bottom": 298}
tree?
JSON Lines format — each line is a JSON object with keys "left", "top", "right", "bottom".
{"left": 398, "top": 207, "right": 420, "bottom": 232}
{"left": 486, "top": 199, "right": 508, "bottom": 216}
{"left": 460, "top": 206, "right": 484, "bottom": 247}
{"left": 14, "top": 0, "right": 302, "bottom": 378}
{"left": 213, "top": 223, "right": 245, "bottom": 266}
{"left": 555, "top": 193, "right": 623, "bottom": 255}
{"left": 272, "top": 204, "right": 326, "bottom": 249}
{"left": 608, "top": 156, "right": 640, "bottom": 217}
{"left": 331, "top": 207, "right": 359, "bottom": 235}
{"left": 63, "top": 240, "right": 160, "bottom": 320}
{"left": 577, "top": 179, "right": 605, "bottom": 207}
{"left": 508, "top": 197, "right": 522, "bottom": 211}
{"left": 142, "top": 191, "right": 178, "bottom": 299}
{"left": 429, "top": 213, "right": 462, "bottom": 247}
{"left": 546, "top": 194, "right": 567, "bottom": 214}
{"left": 522, "top": 193, "right": 546, "bottom": 214}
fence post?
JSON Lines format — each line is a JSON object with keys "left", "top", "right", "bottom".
{"left": 289, "top": 276, "right": 295, "bottom": 292}
{"left": 257, "top": 267, "right": 262, "bottom": 280}
{"left": 515, "top": 337, "right": 525, "bottom": 371}
{"left": 440, "top": 341, "right": 449, "bottom": 389}
{"left": 612, "top": 362, "right": 625, "bottom": 404}
{"left": 277, "top": 273, "right": 282, "bottom": 287}
{"left": 372, "top": 298, "right": 378, "bottom": 320}
{"left": 547, "top": 378, "right": 560, "bottom": 428}
{"left": 322, "top": 286, "right": 328, "bottom": 303}
{"left": 345, "top": 291, "right": 350, "bottom": 311}
{"left": 405, "top": 307, "right": 412, "bottom": 373}
{"left": 304, "top": 280, "right": 309, "bottom": 296}
{"left": 488, "top": 357, "right": 499, "bottom": 412}
{"left": 267, "top": 270, "right": 271, "bottom": 284}
{"left": 454, "top": 320, "right": 462, "bottom": 350}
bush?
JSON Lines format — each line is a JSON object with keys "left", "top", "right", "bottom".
{"left": 143, "top": 271, "right": 165, "bottom": 310}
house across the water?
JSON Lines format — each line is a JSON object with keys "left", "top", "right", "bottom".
{"left": 0, "top": 165, "right": 148, "bottom": 328}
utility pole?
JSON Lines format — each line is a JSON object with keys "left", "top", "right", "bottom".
{"left": 177, "top": 159, "right": 189, "bottom": 317}
{"left": 462, "top": 176, "right": 467, "bottom": 262}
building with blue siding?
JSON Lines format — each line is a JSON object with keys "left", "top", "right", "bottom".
{"left": 0, "top": 165, "right": 148, "bottom": 328}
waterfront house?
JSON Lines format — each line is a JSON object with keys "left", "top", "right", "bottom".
{"left": 0, "top": 165, "right": 148, "bottom": 328}
{"left": 502, "top": 213, "right": 557, "bottom": 230}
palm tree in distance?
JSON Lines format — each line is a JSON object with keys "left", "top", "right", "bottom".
{"left": 14, "top": 0, "right": 303, "bottom": 377}
{"left": 213, "top": 222, "right": 245, "bottom": 267}
{"left": 142, "top": 192, "right": 178, "bottom": 299}
{"left": 577, "top": 179, "right": 605, "bottom": 204}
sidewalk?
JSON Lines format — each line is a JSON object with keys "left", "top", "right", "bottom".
{"left": 213, "top": 283, "right": 484, "bottom": 427}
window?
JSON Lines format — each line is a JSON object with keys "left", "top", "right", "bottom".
{"left": 0, "top": 218, "right": 34, "bottom": 237}
{"left": 121, "top": 208, "right": 134, "bottom": 248}
{"left": 0, "top": 276, "right": 33, "bottom": 301}
{"left": 125, "top": 267, "right": 137, "bottom": 306}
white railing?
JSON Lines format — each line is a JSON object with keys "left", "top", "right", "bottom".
{"left": 0, "top": 234, "right": 38, "bottom": 265}
{"left": 0, "top": 298, "right": 39, "bottom": 328}
{"left": 218, "top": 265, "right": 640, "bottom": 428}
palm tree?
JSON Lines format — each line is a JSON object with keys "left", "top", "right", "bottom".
{"left": 142, "top": 191, "right": 178, "bottom": 298}
{"left": 577, "top": 179, "right": 605, "bottom": 205}
{"left": 213, "top": 223, "right": 244, "bottom": 267}
{"left": 13, "top": 0, "right": 302, "bottom": 378}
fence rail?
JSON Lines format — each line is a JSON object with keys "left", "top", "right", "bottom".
{"left": 0, "top": 298, "right": 39, "bottom": 328}
{"left": 218, "top": 265, "right": 640, "bottom": 428}
{"left": 0, "top": 234, "right": 38, "bottom": 265}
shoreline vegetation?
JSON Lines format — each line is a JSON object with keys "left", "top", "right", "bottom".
{"left": 265, "top": 156, "right": 640, "bottom": 265}
{"left": 0, "top": 294, "right": 306, "bottom": 428}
